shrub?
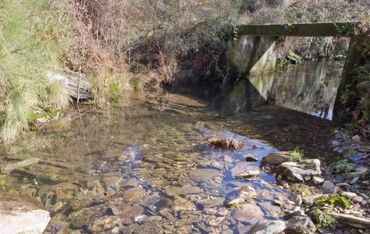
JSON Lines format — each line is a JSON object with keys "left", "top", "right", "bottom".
{"left": 288, "top": 149, "right": 303, "bottom": 162}
{"left": 312, "top": 208, "right": 336, "bottom": 230}
{"left": 333, "top": 159, "right": 355, "bottom": 174}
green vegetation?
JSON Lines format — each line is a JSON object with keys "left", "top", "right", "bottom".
{"left": 314, "top": 196, "right": 350, "bottom": 209}
{"left": 288, "top": 149, "right": 303, "bottom": 162}
{"left": 332, "top": 159, "right": 355, "bottom": 174}
{"left": 312, "top": 208, "right": 336, "bottom": 230}
{"left": 0, "top": 0, "right": 69, "bottom": 143}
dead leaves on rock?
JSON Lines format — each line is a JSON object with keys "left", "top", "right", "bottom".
{"left": 207, "top": 136, "right": 245, "bottom": 151}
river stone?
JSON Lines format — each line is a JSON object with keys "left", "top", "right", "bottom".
{"left": 0, "top": 193, "right": 50, "bottom": 234}
{"left": 231, "top": 162, "right": 260, "bottom": 179}
{"left": 250, "top": 220, "right": 286, "bottom": 234}
{"left": 189, "top": 168, "right": 220, "bottom": 183}
{"left": 172, "top": 196, "right": 196, "bottom": 212}
{"left": 88, "top": 216, "right": 122, "bottom": 233}
{"left": 285, "top": 216, "right": 316, "bottom": 234}
{"left": 276, "top": 159, "right": 321, "bottom": 182}
{"left": 102, "top": 172, "right": 124, "bottom": 196}
{"left": 164, "top": 185, "right": 203, "bottom": 196}
{"left": 116, "top": 188, "right": 146, "bottom": 203}
{"left": 262, "top": 151, "right": 289, "bottom": 165}
{"left": 231, "top": 204, "right": 264, "bottom": 223}
{"left": 322, "top": 181, "right": 337, "bottom": 194}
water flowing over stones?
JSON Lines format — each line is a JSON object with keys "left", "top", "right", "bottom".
{"left": 0, "top": 92, "right": 367, "bottom": 233}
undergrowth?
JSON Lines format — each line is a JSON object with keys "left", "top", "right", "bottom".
{"left": 0, "top": 0, "right": 69, "bottom": 143}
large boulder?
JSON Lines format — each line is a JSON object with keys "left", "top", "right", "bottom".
{"left": 0, "top": 192, "right": 51, "bottom": 234}
{"left": 276, "top": 159, "right": 321, "bottom": 182}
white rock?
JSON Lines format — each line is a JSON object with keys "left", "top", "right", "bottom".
{"left": 0, "top": 193, "right": 51, "bottom": 234}
{"left": 0, "top": 206, "right": 50, "bottom": 234}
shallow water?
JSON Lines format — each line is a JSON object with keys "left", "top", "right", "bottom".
{"left": 0, "top": 61, "right": 343, "bottom": 233}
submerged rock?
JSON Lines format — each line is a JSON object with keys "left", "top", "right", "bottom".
{"left": 250, "top": 220, "right": 286, "bottom": 234}
{"left": 285, "top": 215, "right": 316, "bottom": 234}
{"left": 0, "top": 192, "right": 50, "bottom": 234}
{"left": 189, "top": 168, "right": 220, "bottom": 183}
{"left": 231, "top": 204, "right": 264, "bottom": 223}
{"left": 226, "top": 185, "right": 257, "bottom": 207}
{"left": 231, "top": 162, "right": 260, "bottom": 179}
{"left": 262, "top": 151, "right": 289, "bottom": 165}
{"left": 207, "top": 136, "right": 245, "bottom": 151}
{"left": 276, "top": 159, "right": 321, "bottom": 182}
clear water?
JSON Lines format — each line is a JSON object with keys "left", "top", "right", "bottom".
{"left": 0, "top": 61, "right": 342, "bottom": 233}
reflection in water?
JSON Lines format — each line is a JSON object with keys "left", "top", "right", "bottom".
{"left": 0, "top": 91, "right": 340, "bottom": 233}
{"left": 223, "top": 61, "right": 344, "bottom": 120}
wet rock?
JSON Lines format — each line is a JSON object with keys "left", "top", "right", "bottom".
{"left": 262, "top": 151, "right": 289, "bottom": 165}
{"left": 121, "top": 217, "right": 133, "bottom": 226}
{"left": 231, "top": 162, "right": 260, "bottom": 179}
{"left": 164, "top": 185, "right": 203, "bottom": 196}
{"left": 198, "top": 198, "right": 224, "bottom": 208}
{"left": 102, "top": 172, "right": 123, "bottom": 196}
{"left": 189, "top": 168, "right": 220, "bottom": 183}
{"left": 116, "top": 188, "right": 146, "bottom": 203}
{"left": 285, "top": 215, "right": 316, "bottom": 234}
{"left": 250, "top": 220, "right": 286, "bottom": 234}
{"left": 231, "top": 204, "right": 264, "bottom": 223}
{"left": 226, "top": 185, "right": 257, "bottom": 207}
{"left": 322, "top": 181, "right": 337, "bottom": 194}
{"left": 276, "top": 159, "right": 321, "bottom": 182}
{"left": 246, "top": 155, "right": 258, "bottom": 162}
{"left": 207, "top": 136, "right": 245, "bottom": 151}
{"left": 130, "top": 221, "right": 162, "bottom": 233}
{"left": 88, "top": 216, "right": 122, "bottom": 233}
{"left": 196, "top": 222, "right": 213, "bottom": 233}
{"left": 0, "top": 193, "right": 50, "bottom": 234}
{"left": 257, "top": 201, "right": 283, "bottom": 218}
{"left": 172, "top": 196, "right": 196, "bottom": 212}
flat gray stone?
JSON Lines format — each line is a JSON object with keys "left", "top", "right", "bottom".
{"left": 276, "top": 159, "right": 321, "bottom": 182}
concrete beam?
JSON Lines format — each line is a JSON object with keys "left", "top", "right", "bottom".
{"left": 237, "top": 22, "right": 358, "bottom": 37}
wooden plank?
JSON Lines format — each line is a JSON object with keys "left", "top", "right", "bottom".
{"left": 237, "top": 22, "right": 358, "bottom": 37}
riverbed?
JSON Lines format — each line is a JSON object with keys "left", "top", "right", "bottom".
{"left": 0, "top": 61, "right": 345, "bottom": 233}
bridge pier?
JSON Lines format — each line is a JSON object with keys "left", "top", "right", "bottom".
{"left": 333, "top": 35, "right": 370, "bottom": 123}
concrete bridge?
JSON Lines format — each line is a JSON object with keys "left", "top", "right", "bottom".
{"left": 227, "top": 22, "right": 368, "bottom": 122}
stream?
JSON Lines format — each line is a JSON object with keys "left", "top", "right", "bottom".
{"left": 0, "top": 61, "right": 345, "bottom": 233}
